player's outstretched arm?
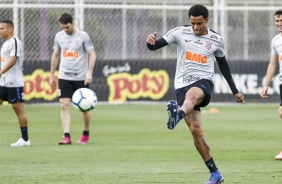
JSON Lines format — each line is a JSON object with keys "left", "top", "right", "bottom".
{"left": 216, "top": 56, "right": 244, "bottom": 103}
{"left": 146, "top": 32, "right": 168, "bottom": 51}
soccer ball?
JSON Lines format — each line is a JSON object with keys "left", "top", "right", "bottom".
{"left": 72, "top": 88, "right": 97, "bottom": 112}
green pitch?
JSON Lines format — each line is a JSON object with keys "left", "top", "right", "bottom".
{"left": 0, "top": 103, "right": 281, "bottom": 183}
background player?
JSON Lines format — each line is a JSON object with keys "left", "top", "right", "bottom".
{"left": 49, "top": 13, "right": 96, "bottom": 145}
{"left": 146, "top": 4, "right": 244, "bottom": 184}
{"left": 260, "top": 9, "right": 282, "bottom": 160}
{"left": 0, "top": 20, "right": 30, "bottom": 146}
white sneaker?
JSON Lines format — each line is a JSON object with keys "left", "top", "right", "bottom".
{"left": 11, "top": 138, "right": 31, "bottom": 147}
{"left": 275, "top": 151, "right": 282, "bottom": 160}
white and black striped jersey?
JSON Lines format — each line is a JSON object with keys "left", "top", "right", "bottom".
{"left": 53, "top": 28, "right": 94, "bottom": 81}
{"left": 163, "top": 25, "right": 224, "bottom": 89}
{"left": 271, "top": 34, "right": 282, "bottom": 84}
{"left": 0, "top": 36, "right": 24, "bottom": 87}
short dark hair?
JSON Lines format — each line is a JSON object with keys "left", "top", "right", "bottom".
{"left": 275, "top": 9, "right": 282, "bottom": 16}
{"left": 188, "top": 4, "right": 209, "bottom": 19}
{"left": 0, "top": 20, "right": 14, "bottom": 28}
{"left": 59, "top": 13, "right": 73, "bottom": 24}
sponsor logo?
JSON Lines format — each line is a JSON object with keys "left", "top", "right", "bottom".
{"left": 185, "top": 51, "right": 207, "bottom": 64}
{"left": 185, "top": 39, "right": 192, "bottom": 42}
{"left": 10, "top": 98, "right": 17, "bottom": 102}
{"left": 183, "top": 28, "right": 191, "bottom": 32}
{"left": 182, "top": 74, "right": 201, "bottom": 84}
{"left": 107, "top": 68, "right": 169, "bottom": 102}
{"left": 103, "top": 62, "right": 131, "bottom": 77}
{"left": 194, "top": 40, "right": 202, "bottom": 45}
{"left": 24, "top": 69, "right": 58, "bottom": 101}
{"left": 207, "top": 161, "right": 214, "bottom": 167}
{"left": 211, "top": 35, "right": 218, "bottom": 40}
{"left": 64, "top": 72, "right": 78, "bottom": 78}
{"left": 62, "top": 50, "right": 79, "bottom": 58}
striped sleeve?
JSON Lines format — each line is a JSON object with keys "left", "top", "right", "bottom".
{"left": 10, "top": 38, "right": 21, "bottom": 57}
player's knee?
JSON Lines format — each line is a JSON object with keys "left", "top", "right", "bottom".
{"left": 60, "top": 102, "right": 70, "bottom": 110}
{"left": 183, "top": 100, "right": 195, "bottom": 111}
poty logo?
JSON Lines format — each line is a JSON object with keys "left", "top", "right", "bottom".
{"left": 185, "top": 51, "right": 207, "bottom": 64}
{"left": 107, "top": 68, "right": 169, "bottom": 102}
{"left": 62, "top": 50, "right": 79, "bottom": 58}
{"left": 24, "top": 69, "right": 58, "bottom": 101}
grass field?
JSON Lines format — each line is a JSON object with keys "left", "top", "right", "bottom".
{"left": 0, "top": 103, "right": 282, "bottom": 184}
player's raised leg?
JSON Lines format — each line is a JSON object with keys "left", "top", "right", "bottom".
{"left": 166, "top": 100, "right": 178, "bottom": 130}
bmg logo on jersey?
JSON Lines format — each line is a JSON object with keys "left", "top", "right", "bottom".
{"left": 185, "top": 51, "right": 207, "bottom": 64}
{"left": 62, "top": 50, "right": 79, "bottom": 58}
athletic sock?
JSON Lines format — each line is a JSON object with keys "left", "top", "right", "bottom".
{"left": 83, "top": 130, "right": 89, "bottom": 136}
{"left": 177, "top": 110, "right": 185, "bottom": 123}
{"left": 20, "top": 126, "right": 28, "bottom": 141}
{"left": 205, "top": 157, "right": 218, "bottom": 173}
{"left": 64, "top": 133, "right": 71, "bottom": 138}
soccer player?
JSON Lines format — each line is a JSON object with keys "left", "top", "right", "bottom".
{"left": 260, "top": 9, "right": 282, "bottom": 160}
{"left": 49, "top": 13, "right": 96, "bottom": 145}
{"left": 146, "top": 4, "right": 244, "bottom": 184}
{"left": 0, "top": 20, "right": 30, "bottom": 146}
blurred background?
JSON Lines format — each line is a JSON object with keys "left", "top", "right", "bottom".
{"left": 0, "top": 0, "right": 282, "bottom": 103}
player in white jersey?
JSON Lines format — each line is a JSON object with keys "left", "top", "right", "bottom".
{"left": 0, "top": 20, "right": 30, "bottom": 146}
{"left": 146, "top": 4, "right": 244, "bottom": 184}
{"left": 261, "top": 9, "right": 282, "bottom": 160}
{"left": 49, "top": 13, "right": 97, "bottom": 145}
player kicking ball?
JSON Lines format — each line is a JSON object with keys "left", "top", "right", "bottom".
{"left": 146, "top": 4, "right": 244, "bottom": 184}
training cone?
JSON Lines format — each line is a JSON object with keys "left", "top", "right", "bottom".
{"left": 209, "top": 107, "right": 219, "bottom": 114}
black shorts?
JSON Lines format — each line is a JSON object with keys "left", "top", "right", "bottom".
{"left": 176, "top": 79, "right": 214, "bottom": 111}
{"left": 0, "top": 86, "right": 24, "bottom": 103}
{"left": 58, "top": 79, "right": 89, "bottom": 99}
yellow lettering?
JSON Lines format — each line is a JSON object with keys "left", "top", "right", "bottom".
{"left": 107, "top": 69, "right": 169, "bottom": 102}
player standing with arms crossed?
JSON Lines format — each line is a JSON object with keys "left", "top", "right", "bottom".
{"left": 0, "top": 20, "right": 31, "bottom": 146}
{"left": 146, "top": 4, "right": 244, "bottom": 184}
{"left": 261, "top": 9, "right": 282, "bottom": 160}
{"left": 49, "top": 13, "right": 96, "bottom": 145}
